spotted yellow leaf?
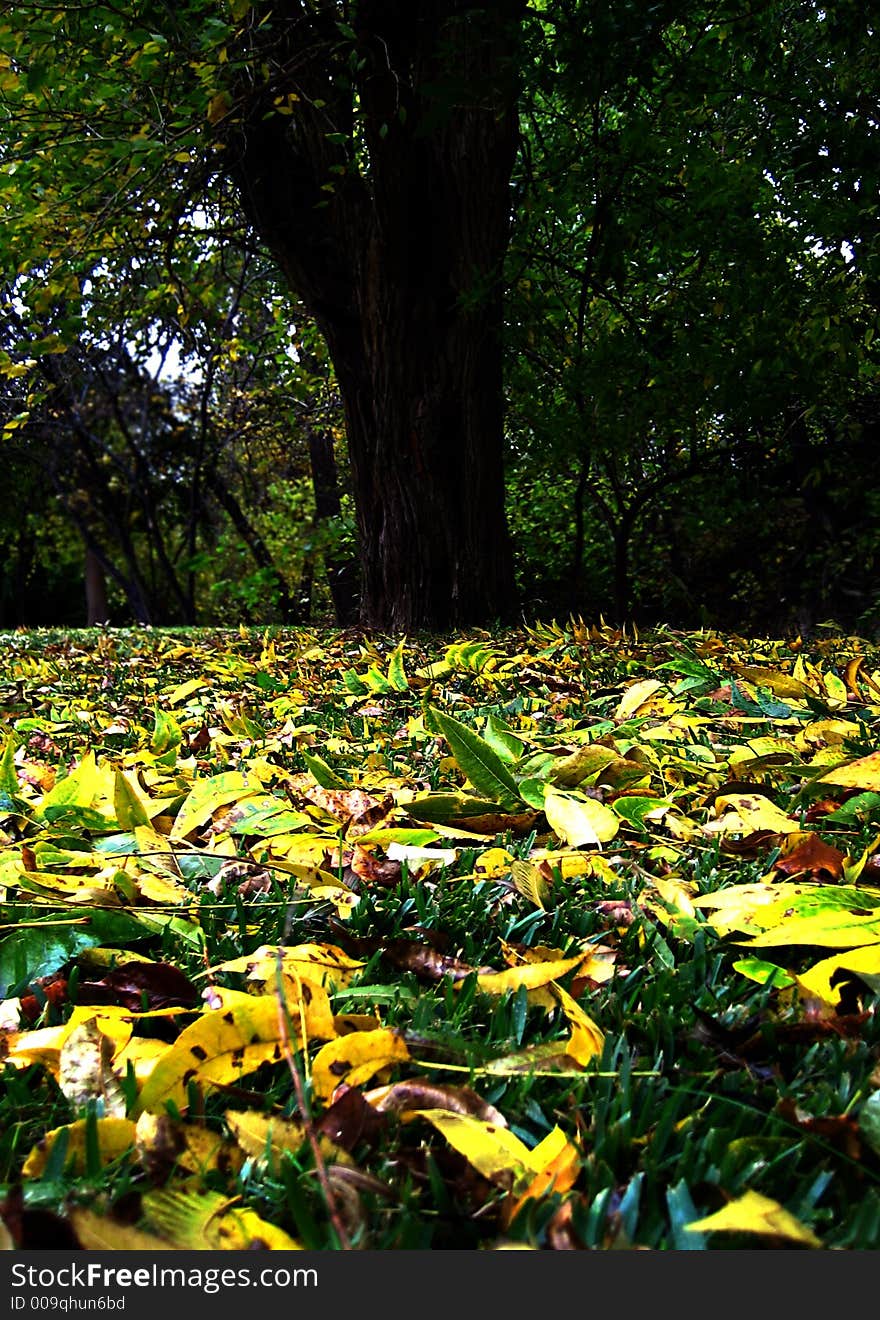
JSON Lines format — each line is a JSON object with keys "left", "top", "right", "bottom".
{"left": 311, "top": 1027, "right": 410, "bottom": 1100}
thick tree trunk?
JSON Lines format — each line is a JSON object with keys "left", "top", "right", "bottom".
{"left": 332, "top": 298, "right": 514, "bottom": 631}
{"left": 228, "top": 0, "right": 523, "bottom": 630}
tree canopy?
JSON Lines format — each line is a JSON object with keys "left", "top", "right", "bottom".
{"left": 0, "top": 1, "right": 877, "bottom": 631}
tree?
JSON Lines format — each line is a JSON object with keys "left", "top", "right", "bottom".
{"left": 505, "top": 0, "right": 879, "bottom": 625}
{"left": 0, "top": 1, "right": 524, "bottom": 631}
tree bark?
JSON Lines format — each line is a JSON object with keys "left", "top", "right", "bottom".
{"left": 228, "top": 1, "right": 522, "bottom": 630}
{"left": 85, "top": 546, "right": 109, "bottom": 625}
{"left": 307, "top": 428, "right": 359, "bottom": 625}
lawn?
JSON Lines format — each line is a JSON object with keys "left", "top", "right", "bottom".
{"left": 1, "top": 620, "right": 879, "bottom": 1250}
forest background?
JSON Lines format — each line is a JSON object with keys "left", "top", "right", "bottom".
{"left": 0, "top": 0, "right": 877, "bottom": 637}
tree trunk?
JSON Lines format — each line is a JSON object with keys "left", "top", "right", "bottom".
{"left": 205, "top": 469, "right": 301, "bottom": 622}
{"left": 228, "top": 1, "right": 523, "bottom": 630}
{"left": 85, "top": 546, "right": 109, "bottom": 625}
{"left": 613, "top": 522, "right": 633, "bottom": 624}
{"left": 307, "top": 428, "right": 359, "bottom": 625}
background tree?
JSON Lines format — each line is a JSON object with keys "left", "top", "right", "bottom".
{"left": 505, "top": 0, "right": 879, "bottom": 629}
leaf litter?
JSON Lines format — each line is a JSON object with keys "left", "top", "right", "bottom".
{"left": 1, "top": 621, "right": 880, "bottom": 1247}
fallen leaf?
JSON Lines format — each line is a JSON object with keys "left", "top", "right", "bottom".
{"left": 22, "top": 1117, "right": 136, "bottom": 1178}
{"left": 684, "top": 1190, "right": 821, "bottom": 1247}
{"left": 311, "top": 1028, "right": 410, "bottom": 1101}
{"left": 774, "top": 833, "right": 846, "bottom": 881}
{"left": 58, "top": 1018, "right": 127, "bottom": 1116}
{"left": 543, "top": 788, "right": 620, "bottom": 847}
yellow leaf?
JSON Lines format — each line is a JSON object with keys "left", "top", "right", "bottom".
{"left": 796, "top": 945, "right": 880, "bottom": 1007}
{"left": 685, "top": 1190, "right": 821, "bottom": 1247}
{"left": 822, "top": 671, "right": 849, "bottom": 707}
{"left": 225, "top": 1110, "right": 307, "bottom": 1172}
{"left": 705, "top": 792, "right": 799, "bottom": 836}
{"left": 476, "top": 954, "right": 584, "bottom": 996}
{"left": 171, "top": 771, "right": 255, "bottom": 839}
{"left": 113, "top": 769, "right": 151, "bottom": 829}
{"left": 22, "top": 1118, "right": 136, "bottom": 1178}
{"left": 59, "top": 1018, "right": 127, "bottom": 1115}
{"left": 114, "top": 1036, "right": 169, "bottom": 1085}
{"left": 136, "top": 870, "right": 194, "bottom": 905}
{"left": 34, "top": 750, "right": 115, "bottom": 823}
{"left": 655, "top": 876, "right": 696, "bottom": 916}
{"left": 730, "top": 666, "right": 815, "bottom": 700}
{"left": 794, "top": 719, "right": 854, "bottom": 751}
{"left": 311, "top": 1028, "right": 410, "bottom": 1100}
{"left": 412, "top": 1109, "right": 536, "bottom": 1189}
{"left": 143, "top": 1184, "right": 301, "bottom": 1249}
{"left": 693, "top": 882, "right": 808, "bottom": 937}
{"left": 209, "top": 1204, "right": 302, "bottom": 1250}
{"left": 509, "top": 859, "right": 550, "bottom": 909}
{"left": 615, "top": 678, "right": 664, "bottom": 720}
{"left": 3, "top": 1003, "right": 138, "bottom": 1075}
{"left": 224, "top": 1110, "right": 349, "bottom": 1172}
{"left": 819, "top": 751, "right": 880, "bottom": 791}
{"left": 548, "top": 982, "right": 604, "bottom": 1065}
{"left": 70, "top": 1209, "right": 181, "bottom": 1251}
{"left": 548, "top": 744, "right": 618, "bottom": 788}
{"left": 137, "top": 995, "right": 297, "bottom": 1114}
{"left": 528, "top": 850, "right": 618, "bottom": 881}
{"left": 167, "top": 677, "right": 208, "bottom": 706}
{"left": 543, "top": 788, "right": 619, "bottom": 847}
{"left": 3, "top": 1023, "right": 70, "bottom": 1073}
{"left": 510, "top": 1125, "right": 581, "bottom": 1215}
{"left": 134, "top": 1112, "right": 244, "bottom": 1176}
{"left": 475, "top": 847, "right": 515, "bottom": 875}
{"left": 211, "top": 942, "right": 364, "bottom": 990}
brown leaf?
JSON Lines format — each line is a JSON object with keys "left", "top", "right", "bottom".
{"left": 718, "top": 830, "right": 780, "bottom": 856}
{"left": 546, "top": 1199, "right": 583, "bottom": 1250}
{"left": 77, "top": 962, "right": 200, "bottom": 1012}
{"left": 369, "top": 1078, "right": 507, "bottom": 1126}
{"left": 380, "top": 940, "right": 490, "bottom": 983}
{"left": 804, "top": 799, "right": 846, "bottom": 822}
{"left": 207, "top": 860, "right": 273, "bottom": 897}
{"left": 186, "top": 726, "right": 211, "bottom": 754}
{"left": 774, "top": 833, "right": 846, "bottom": 881}
{"left": 595, "top": 899, "right": 636, "bottom": 927}
{"left": 739, "top": 1014, "right": 870, "bottom": 1052}
{"left": 776, "top": 1098, "right": 862, "bottom": 1160}
{"left": 350, "top": 844, "right": 402, "bottom": 887}
{"left": 297, "top": 782, "right": 394, "bottom": 836}
{"left": 317, "top": 1085, "right": 388, "bottom": 1152}
{"left": 20, "top": 975, "right": 68, "bottom": 1023}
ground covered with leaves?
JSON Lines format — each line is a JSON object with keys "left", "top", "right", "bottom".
{"left": 2, "top": 620, "right": 880, "bottom": 1250}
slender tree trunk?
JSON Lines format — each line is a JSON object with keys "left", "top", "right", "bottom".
{"left": 612, "top": 517, "right": 634, "bottom": 624}
{"left": 228, "top": 0, "right": 523, "bottom": 630}
{"left": 570, "top": 457, "right": 589, "bottom": 595}
{"left": 85, "top": 546, "right": 109, "bottom": 625}
{"left": 307, "top": 429, "right": 359, "bottom": 625}
{"left": 205, "top": 470, "right": 300, "bottom": 622}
